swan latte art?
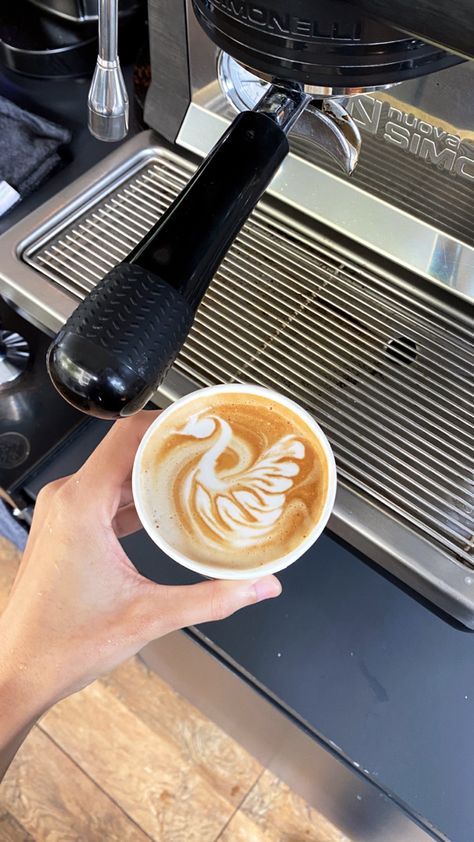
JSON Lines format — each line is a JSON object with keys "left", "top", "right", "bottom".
{"left": 138, "top": 390, "right": 331, "bottom": 571}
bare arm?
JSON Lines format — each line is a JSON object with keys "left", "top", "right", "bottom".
{"left": 0, "top": 676, "right": 46, "bottom": 779}
{"left": 0, "top": 411, "right": 281, "bottom": 779}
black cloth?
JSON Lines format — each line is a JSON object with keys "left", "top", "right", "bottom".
{"left": 0, "top": 95, "right": 71, "bottom": 199}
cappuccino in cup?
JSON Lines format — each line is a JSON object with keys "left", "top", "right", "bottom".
{"left": 133, "top": 385, "right": 336, "bottom": 579}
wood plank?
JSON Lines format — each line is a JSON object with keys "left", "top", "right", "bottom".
{"left": 219, "top": 769, "right": 351, "bottom": 842}
{"left": 101, "top": 657, "right": 262, "bottom": 806}
{"left": 0, "top": 812, "right": 34, "bottom": 841}
{"left": 41, "top": 679, "right": 237, "bottom": 842}
{"left": 0, "top": 726, "right": 150, "bottom": 842}
{"left": 0, "top": 538, "right": 21, "bottom": 612}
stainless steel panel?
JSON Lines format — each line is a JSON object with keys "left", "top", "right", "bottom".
{"left": 8, "top": 133, "right": 473, "bottom": 624}
{"left": 178, "top": 103, "right": 474, "bottom": 302}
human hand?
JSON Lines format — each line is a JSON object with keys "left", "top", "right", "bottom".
{"left": 0, "top": 411, "right": 281, "bottom": 735}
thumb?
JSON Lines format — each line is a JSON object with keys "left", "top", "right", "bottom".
{"left": 147, "top": 575, "right": 282, "bottom": 637}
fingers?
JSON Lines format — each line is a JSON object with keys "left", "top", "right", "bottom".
{"left": 145, "top": 575, "right": 282, "bottom": 637}
{"left": 113, "top": 503, "right": 142, "bottom": 538}
{"left": 77, "top": 410, "right": 161, "bottom": 515}
{"left": 118, "top": 481, "right": 134, "bottom": 510}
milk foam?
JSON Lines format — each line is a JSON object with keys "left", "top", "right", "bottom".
{"left": 174, "top": 413, "right": 305, "bottom": 548}
{"left": 140, "top": 394, "right": 328, "bottom": 569}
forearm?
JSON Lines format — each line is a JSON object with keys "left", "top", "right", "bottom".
{"left": 0, "top": 410, "right": 281, "bottom": 785}
{"left": 0, "top": 641, "right": 55, "bottom": 780}
{"left": 0, "top": 719, "right": 36, "bottom": 780}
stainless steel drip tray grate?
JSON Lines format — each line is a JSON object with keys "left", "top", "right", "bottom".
{"left": 22, "top": 145, "right": 474, "bottom": 616}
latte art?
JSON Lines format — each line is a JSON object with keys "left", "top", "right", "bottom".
{"left": 139, "top": 391, "right": 330, "bottom": 571}
{"left": 176, "top": 413, "right": 305, "bottom": 549}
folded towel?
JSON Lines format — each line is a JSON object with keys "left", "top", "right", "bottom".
{"left": 0, "top": 96, "right": 71, "bottom": 216}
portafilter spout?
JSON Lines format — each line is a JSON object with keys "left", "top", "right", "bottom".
{"left": 48, "top": 84, "right": 359, "bottom": 419}
{"left": 88, "top": 0, "right": 129, "bottom": 142}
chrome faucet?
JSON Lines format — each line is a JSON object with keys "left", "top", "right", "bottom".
{"left": 88, "top": 0, "right": 129, "bottom": 142}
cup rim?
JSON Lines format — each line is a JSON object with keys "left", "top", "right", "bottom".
{"left": 132, "top": 384, "right": 337, "bottom": 580}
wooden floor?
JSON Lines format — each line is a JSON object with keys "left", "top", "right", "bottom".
{"left": 0, "top": 537, "right": 349, "bottom": 842}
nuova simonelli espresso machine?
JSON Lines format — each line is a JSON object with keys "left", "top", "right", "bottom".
{"left": 47, "top": 0, "right": 467, "bottom": 419}
{"left": 0, "top": 0, "right": 473, "bottom": 628}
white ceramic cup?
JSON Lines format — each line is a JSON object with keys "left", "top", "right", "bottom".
{"left": 132, "top": 384, "right": 337, "bottom": 580}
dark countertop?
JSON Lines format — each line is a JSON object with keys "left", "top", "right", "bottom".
{"left": 1, "top": 64, "right": 473, "bottom": 842}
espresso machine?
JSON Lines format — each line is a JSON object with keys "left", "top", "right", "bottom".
{"left": 47, "top": 0, "right": 467, "bottom": 418}
{"left": 0, "top": 0, "right": 473, "bottom": 628}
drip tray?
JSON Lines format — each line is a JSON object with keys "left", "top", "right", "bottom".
{"left": 3, "top": 131, "right": 474, "bottom": 625}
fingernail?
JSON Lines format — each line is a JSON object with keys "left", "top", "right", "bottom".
{"left": 253, "top": 577, "right": 282, "bottom": 602}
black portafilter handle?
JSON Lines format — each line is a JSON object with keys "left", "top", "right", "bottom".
{"left": 47, "top": 109, "right": 290, "bottom": 419}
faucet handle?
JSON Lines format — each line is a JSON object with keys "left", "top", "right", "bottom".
{"left": 88, "top": 56, "right": 129, "bottom": 143}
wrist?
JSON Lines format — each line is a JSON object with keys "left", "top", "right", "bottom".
{"left": 0, "top": 652, "right": 57, "bottom": 780}
{"left": 0, "top": 661, "right": 53, "bottom": 733}
{"left": 0, "top": 628, "right": 58, "bottom": 734}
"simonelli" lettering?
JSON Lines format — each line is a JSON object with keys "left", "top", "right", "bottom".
{"left": 347, "top": 96, "right": 474, "bottom": 182}
{"left": 208, "top": 0, "right": 362, "bottom": 39}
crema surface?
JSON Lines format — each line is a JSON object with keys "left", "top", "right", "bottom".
{"left": 140, "top": 393, "right": 329, "bottom": 570}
